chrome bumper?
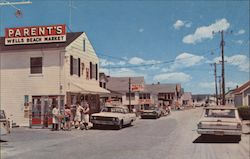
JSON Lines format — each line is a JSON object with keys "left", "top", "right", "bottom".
{"left": 197, "top": 129, "right": 242, "bottom": 136}
{"left": 91, "top": 120, "right": 119, "bottom": 126}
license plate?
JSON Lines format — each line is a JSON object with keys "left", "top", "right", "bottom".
{"left": 214, "top": 131, "right": 224, "bottom": 135}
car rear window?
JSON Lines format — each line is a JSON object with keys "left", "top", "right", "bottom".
{"left": 205, "top": 109, "right": 236, "bottom": 118}
{"left": 102, "top": 107, "right": 124, "bottom": 113}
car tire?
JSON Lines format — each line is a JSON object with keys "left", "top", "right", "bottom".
{"left": 116, "top": 120, "right": 123, "bottom": 130}
{"left": 128, "top": 120, "right": 133, "bottom": 126}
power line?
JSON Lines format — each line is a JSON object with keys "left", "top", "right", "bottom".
{"left": 101, "top": 47, "right": 219, "bottom": 69}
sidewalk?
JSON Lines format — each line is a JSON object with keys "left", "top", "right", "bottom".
{"left": 242, "top": 120, "right": 250, "bottom": 134}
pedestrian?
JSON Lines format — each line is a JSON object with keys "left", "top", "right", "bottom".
{"left": 74, "top": 102, "right": 83, "bottom": 129}
{"left": 168, "top": 104, "right": 171, "bottom": 114}
{"left": 64, "top": 104, "right": 72, "bottom": 131}
{"left": 52, "top": 105, "right": 60, "bottom": 131}
{"left": 82, "top": 101, "right": 90, "bottom": 130}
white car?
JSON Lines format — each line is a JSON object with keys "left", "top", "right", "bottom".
{"left": 0, "top": 110, "right": 10, "bottom": 136}
{"left": 197, "top": 106, "right": 242, "bottom": 140}
{"left": 91, "top": 106, "right": 136, "bottom": 129}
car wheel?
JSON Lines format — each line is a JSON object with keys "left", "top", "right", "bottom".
{"left": 128, "top": 120, "right": 133, "bottom": 126}
{"left": 116, "top": 120, "right": 123, "bottom": 130}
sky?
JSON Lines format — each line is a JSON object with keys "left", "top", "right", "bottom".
{"left": 0, "top": 0, "right": 249, "bottom": 94}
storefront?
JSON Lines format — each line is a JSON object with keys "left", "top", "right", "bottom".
{"left": 0, "top": 24, "right": 109, "bottom": 127}
{"left": 31, "top": 95, "right": 64, "bottom": 128}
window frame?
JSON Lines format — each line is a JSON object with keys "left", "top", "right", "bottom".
{"left": 30, "top": 57, "right": 43, "bottom": 74}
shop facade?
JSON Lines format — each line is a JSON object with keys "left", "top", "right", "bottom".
{"left": 0, "top": 24, "right": 109, "bottom": 127}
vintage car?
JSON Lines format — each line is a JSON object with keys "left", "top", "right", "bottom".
{"left": 141, "top": 106, "right": 161, "bottom": 119}
{"left": 0, "top": 110, "right": 10, "bottom": 135}
{"left": 90, "top": 106, "right": 136, "bottom": 129}
{"left": 197, "top": 106, "right": 242, "bottom": 140}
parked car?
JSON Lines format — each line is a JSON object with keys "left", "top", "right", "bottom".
{"left": 90, "top": 106, "right": 136, "bottom": 129}
{"left": 195, "top": 102, "right": 205, "bottom": 107}
{"left": 0, "top": 110, "right": 10, "bottom": 135}
{"left": 197, "top": 106, "right": 242, "bottom": 140}
{"left": 141, "top": 106, "right": 161, "bottom": 119}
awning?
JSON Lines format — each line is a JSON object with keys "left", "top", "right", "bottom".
{"left": 71, "top": 82, "right": 110, "bottom": 94}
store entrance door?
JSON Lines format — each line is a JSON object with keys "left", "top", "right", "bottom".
{"left": 31, "top": 96, "right": 64, "bottom": 128}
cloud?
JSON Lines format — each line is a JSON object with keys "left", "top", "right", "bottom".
{"left": 162, "top": 52, "right": 205, "bottom": 72}
{"left": 213, "top": 54, "right": 249, "bottom": 72}
{"left": 110, "top": 68, "right": 147, "bottom": 78}
{"left": 198, "top": 81, "right": 239, "bottom": 89}
{"left": 233, "top": 40, "right": 243, "bottom": 44}
{"left": 235, "top": 29, "right": 245, "bottom": 35}
{"left": 173, "top": 20, "right": 192, "bottom": 30}
{"left": 99, "top": 58, "right": 115, "bottom": 67}
{"left": 128, "top": 57, "right": 161, "bottom": 65}
{"left": 198, "top": 82, "right": 215, "bottom": 89}
{"left": 226, "top": 81, "right": 240, "bottom": 88}
{"left": 183, "top": 18, "right": 230, "bottom": 44}
{"left": 139, "top": 28, "right": 144, "bottom": 33}
{"left": 128, "top": 57, "right": 145, "bottom": 65}
{"left": 153, "top": 72, "right": 192, "bottom": 83}
{"left": 100, "top": 58, "right": 126, "bottom": 67}
{"left": 173, "top": 20, "right": 185, "bottom": 30}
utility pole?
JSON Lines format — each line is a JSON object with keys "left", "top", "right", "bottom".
{"left": 220, "top": 31, "right": 226, "bottom": 105}
{"left": 128, "top": 77, "right": 131, "bottom": 110}
{"left": 0, "top": 0, "right": 32, "bottom": 36}
{"left": 218, "top": 76, "right": 222, "bottom": 105}
{"left": 212, "top": 63, "right": 218, "bottom": 105}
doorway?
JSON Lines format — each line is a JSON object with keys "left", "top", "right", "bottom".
{"left": 31, "top": 95, "right": 64, "bottom": 128}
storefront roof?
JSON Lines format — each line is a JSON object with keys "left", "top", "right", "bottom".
{"left": 144, "top": 83, "right": 181, "bottom": 93}
{"left": 106, "top": 76, "right": 145, "bottom": 93}
{"left": 0, "top": 32, "right": 83, "bottom": 52}
{"left": 71, "top": 83, "right": 110, "bottom": 94}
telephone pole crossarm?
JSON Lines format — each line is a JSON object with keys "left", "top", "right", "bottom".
{"left": 0, "top": 1, "right": 32, "bottom": 6}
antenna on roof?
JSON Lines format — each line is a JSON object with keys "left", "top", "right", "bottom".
{"left": 68, "top": 0, "right": 77, "bottom": 31}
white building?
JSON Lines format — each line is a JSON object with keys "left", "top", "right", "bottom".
{"left": 0, "top": 30, "right": 109, "bottom": 127}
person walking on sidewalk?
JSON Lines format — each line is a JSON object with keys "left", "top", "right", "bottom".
{"left": 64, "top": 104, "right": 72, "bottom": 131}
{"left": 52, "top": 105, "right": 60, "bottom": 131}
{"left": 82, "top": 101, "right": 90, "bottom": 130}
{"left": 74, "top": 102, "right": 84, "bottom": 129}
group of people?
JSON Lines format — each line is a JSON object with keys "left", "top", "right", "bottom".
{"left": 51, "top": 101, "right": 90, "bottom": 131}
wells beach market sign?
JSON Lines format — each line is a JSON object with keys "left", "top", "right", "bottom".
{"left": 4, "top": 24, "right": 66, "bottom": 45}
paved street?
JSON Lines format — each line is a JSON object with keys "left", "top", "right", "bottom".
{"left": 1, "top": 108, "right": 249, "bottom": 159}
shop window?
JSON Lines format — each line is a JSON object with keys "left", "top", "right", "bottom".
{"left": 95, "top": 64, "right": 98, "bottom": 80}
{"left": 81, "top": 63, "right": 85, "bottom": 76}
{"left": 92, "top": 63, "right": 96, "bottom": 79}
{"left": 99, "top": 82, "right": 103, "bottom": 87}
{"left": 126, "top": 93, "right": 135, "bottom": 100}
{"left": 70, "top": 56, "right": 80, "bottom": 77}
{"left": 86, "top": 68, "right": 89, "bottom": 79}
{"left": 30, "top": 57, "right": 42, "bottom": 74}
{"left": 90, "top": 62, "right": 92, "bottom": 79}
{"left": 83, "top": 39, "right": 86, "bottom": 52}
{"left": 146, "top": 93, "right": 150, "bottom": 99}
{"left": 72, "top": 58, "right": 77, "bottom": 75}
{"left": 139, "top": 94, "right": 143, "bottom": 99}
